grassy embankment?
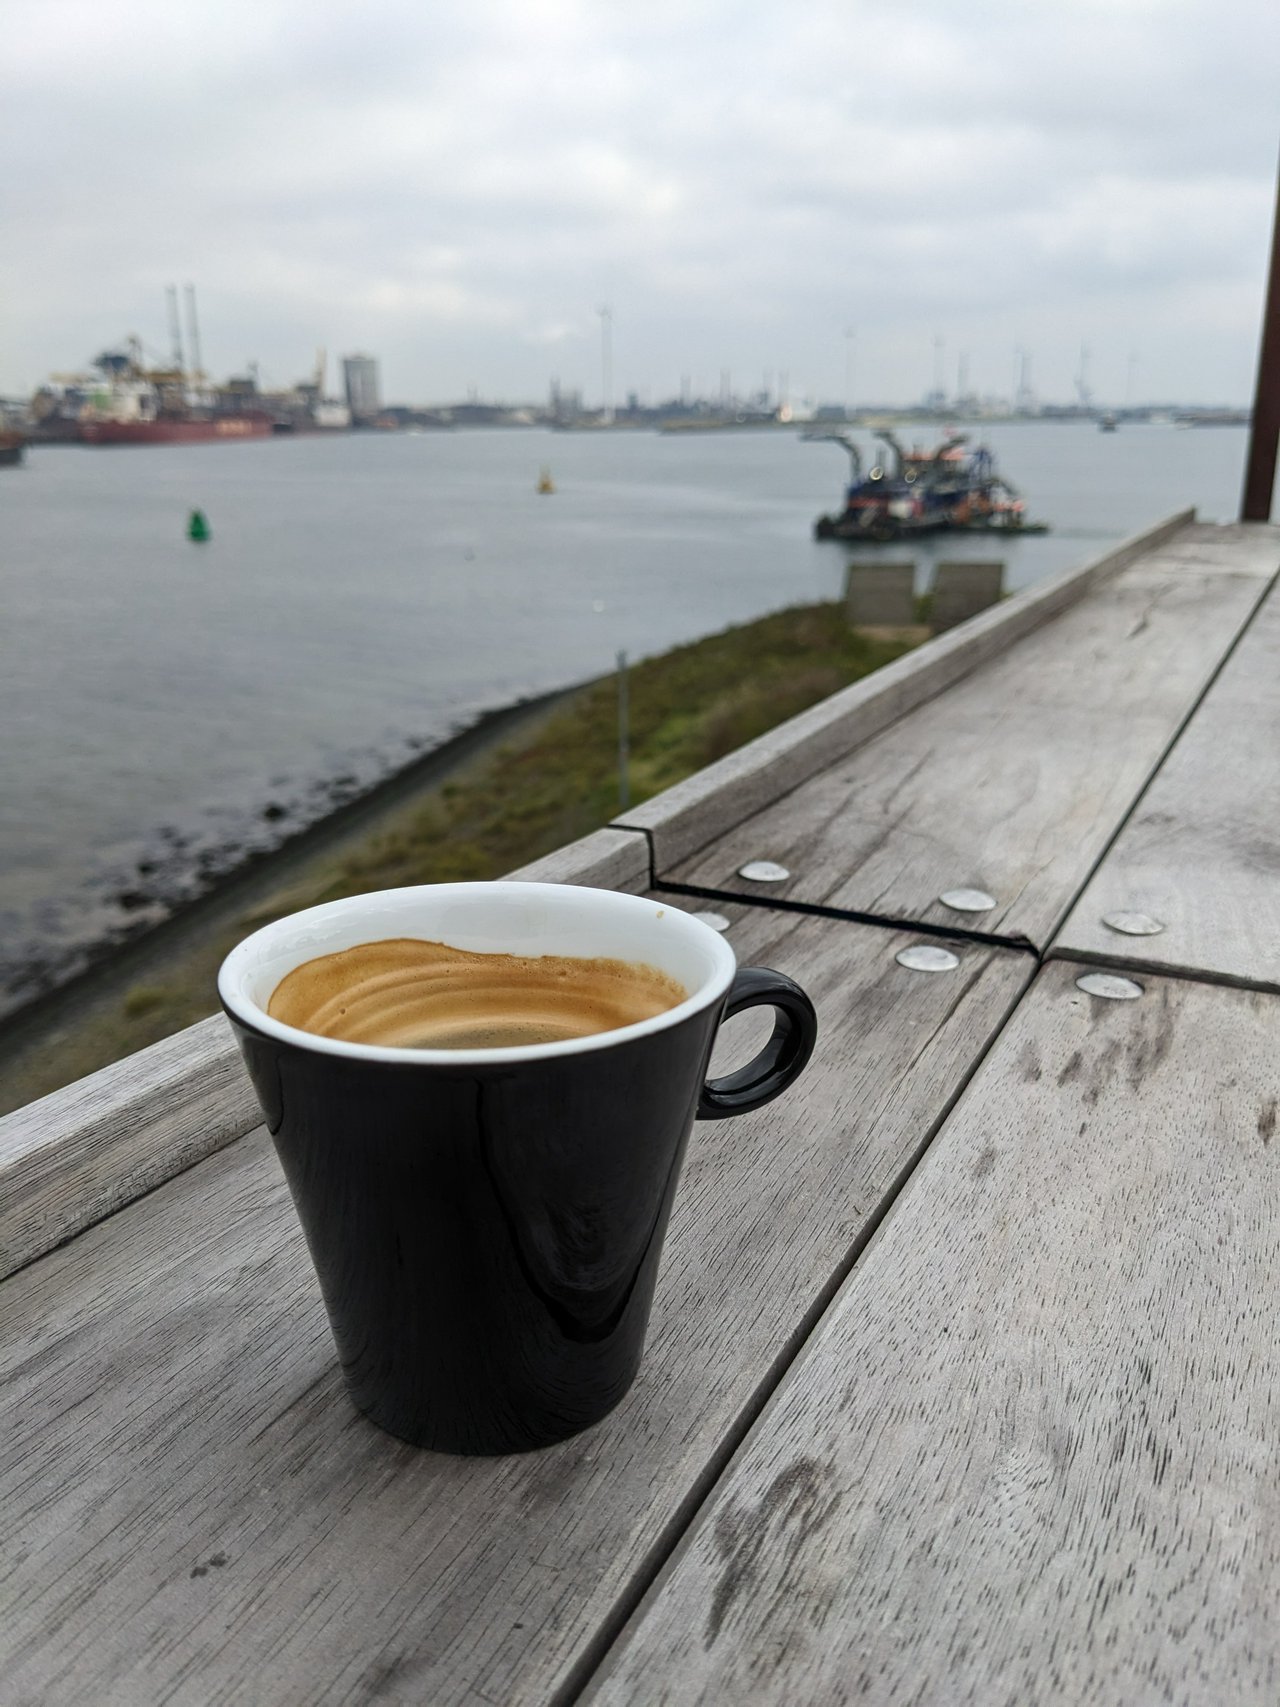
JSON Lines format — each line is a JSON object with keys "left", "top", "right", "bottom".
{"left": 2, "top": 603, "right": 921, "bottom": 1111}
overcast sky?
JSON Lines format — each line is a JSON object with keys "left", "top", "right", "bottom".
{"left": 4, "top": 0, "right": 1278, "bottom": 406}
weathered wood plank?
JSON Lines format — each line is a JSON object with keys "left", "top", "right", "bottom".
{"left": 613, "top": 511, "right": 1195, "bottom": 871}
{"left": 0, "top": 1013, "right": 257, "bottom": 1282}
{"left": 0, "top": 906, "right": 1029, "bottom": 1706}
{"left": 505, "top": 824, "right": 651, "bottom": 892}
{"left": 1151, "top": 518, "right": 1280, "bottom": 568}
{"left": 665, "top": 526, "right": 1277, "bottom": 948}
{"left": 1053, "top": 572, "right": 1280, "bottom": 990}
{"left": 588, "top": 962, "right": 1280, "bottom": 1706}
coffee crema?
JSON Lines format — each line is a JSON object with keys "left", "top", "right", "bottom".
{"left": 267, "top": 936, "right": 689, "bottom": 1050}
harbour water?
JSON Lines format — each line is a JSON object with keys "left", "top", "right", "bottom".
{"left": 0, "top": 421, "right": 1250, "bottom": 1012}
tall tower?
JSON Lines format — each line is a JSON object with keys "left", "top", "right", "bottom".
{"left": 342, "top": 354, "right": 381, "bottom": 420}
{"left": 597, "top": 306, "right": 614, "bottom": 425}
{"left": 1075, "top": 343, "right": 1093, "bottom": 409}
{"left": 930, "top": 333, "right": 946, "bottom": 409}
{"left": 1013, "top": 347, "right": 1035, "bottom": 413}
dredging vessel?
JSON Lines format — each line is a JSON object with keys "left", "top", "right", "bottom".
{"left": 810, "top": 429, "right": 1047, "bottom": 542}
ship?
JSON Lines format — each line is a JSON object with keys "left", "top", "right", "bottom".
{"left": 809, "top": 428, "right": 1048, "bottom": 542}
{"left": 33, "top": 349, "right": 354, "bottom": 445}
{"left": 79, "top": 412, "right": 274, "bottom": 446}
{"left": 31, "top": 287, "right": 287, "bottom": 447}
{"left": 0, "top": 429, "right": 25, "bottom": 467}
{"left": 37, "top": 343, "right": 275, "bottom": 446}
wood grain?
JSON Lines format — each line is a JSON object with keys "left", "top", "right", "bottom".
{"left": 506, "top": 824, "right": 651, "bottom": 892}
{"left": 1054, "top": 567, "right": 1280, "bottom": 990}
{"left": 0, "top": 906, "right": 1029, "bottom": 1706}
{"left": 667, "top": 525, "right": 1277, "bottom": 948}
{"left": 589, "top": 961, "right": 1280, "bottom": 1706}
{"left": 614, "top": 511, "right": 1195, "bottom": 871}
{"left": 0, "top": 1013, "right": 256, "bottom": 1282}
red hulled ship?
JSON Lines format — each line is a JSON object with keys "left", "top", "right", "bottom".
{"left": 31, "top": 289, "right": 357, "bottom": 445}
{"left": 78, "top": 414, "right": 273, "bottom": 445}
{"left": 32, "top": 290, "right": 283, "bottom": 447}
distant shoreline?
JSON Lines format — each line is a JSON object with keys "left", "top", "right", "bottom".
{"left": 0, "top": 683, "right": 580, "bottom": 1050}
{"left": 16, "top": 411, "right": 1252, "bottom": 449}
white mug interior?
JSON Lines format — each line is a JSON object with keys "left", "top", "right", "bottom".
{"left": 218, "top": 881, "right": 737, "bottom": 1065}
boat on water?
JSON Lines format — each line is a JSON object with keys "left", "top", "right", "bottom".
{"left": 809, "top": 428, "right": 1048, "bottom": 542}
{"left": 78, "top": 413, "right": 273, "bottom": 446}
{"left": 32, "top": 294, "right": 289, "bottom": 447}
{"left": 47, "top": 347, "right": 275, "bottom": 446}
{"left": 0, "top": 429, "right": 24, "bottom": 467}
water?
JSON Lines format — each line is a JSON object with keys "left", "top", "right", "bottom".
{"left": 0, "top": 420, "right": 1250, "bottom": 1009}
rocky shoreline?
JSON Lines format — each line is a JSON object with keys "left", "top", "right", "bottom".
{"left": 0, "top": 685, "right": 579, "bottom": 1070}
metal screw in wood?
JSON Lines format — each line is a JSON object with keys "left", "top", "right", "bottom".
{"left": 1102, "top": 911, "right": 1165, "bottom": 936}
{"left": 939, "top": 888, "right": 997, "bottom": 913}
{"left": 1076, "top": 972, "right": 1144, "bottom": 1000}
{"left": 896, "top": 945, "right": 960, "bottom": 973}
{"left": 737, "top": 860, "right": 790, "bottom": 883}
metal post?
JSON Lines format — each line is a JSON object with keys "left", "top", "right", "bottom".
{"left": 1242, "top": 147, "right": 1280, "bottom": 522}
{"left": 598, "top": 305, "right": 614, "bottom": 426}
{"left": 616, "top": 650, "right": 630, "bottom": 812}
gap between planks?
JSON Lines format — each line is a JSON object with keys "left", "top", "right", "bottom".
{"left": 582, "top": 963, "right": 1280, "bottom": 1704}
{"left": 653, "top": 879, "right": 1040, "bottom": 956}
{"left": 659, "top": 535, "right": 1279, "bottom": 965}
{"left": 1040, "top": 548, "right": 1280, "bottom": 985}
{"left": 551, "top": 934, "right": 1039, "bottom": 1707}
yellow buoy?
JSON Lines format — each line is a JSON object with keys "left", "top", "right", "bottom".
{"left": 537, "top": 467, "right": 555, "bottom": 494}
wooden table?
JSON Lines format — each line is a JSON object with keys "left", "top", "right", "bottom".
{"left": 3, "top": 513, "right": 1280, "bottom": 1706}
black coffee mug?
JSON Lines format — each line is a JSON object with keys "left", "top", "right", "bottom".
{"left": 219, "top": 882, "right": 816, "bottom": 1454}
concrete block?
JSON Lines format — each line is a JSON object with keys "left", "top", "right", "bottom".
{"left": 845, "top": 561, "right": 916, "bottom": 627}
{"left": 931, "top": 560, "right": 1005, "bottom": 632}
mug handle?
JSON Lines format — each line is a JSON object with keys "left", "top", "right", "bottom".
{"left": 697, "top": 966, "right": 818, "bottom": 1120}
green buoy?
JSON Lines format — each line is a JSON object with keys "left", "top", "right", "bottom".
{"left": 187, "top": 508, "right": 210, "bottom": 542}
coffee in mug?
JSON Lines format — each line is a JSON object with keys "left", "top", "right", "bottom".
{"left": 267, "top": 937, "right": 688, "bottom": 1050}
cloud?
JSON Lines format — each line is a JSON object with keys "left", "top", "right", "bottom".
{"left": 3, "top": 0, "right": 1277, "bottom": 402}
